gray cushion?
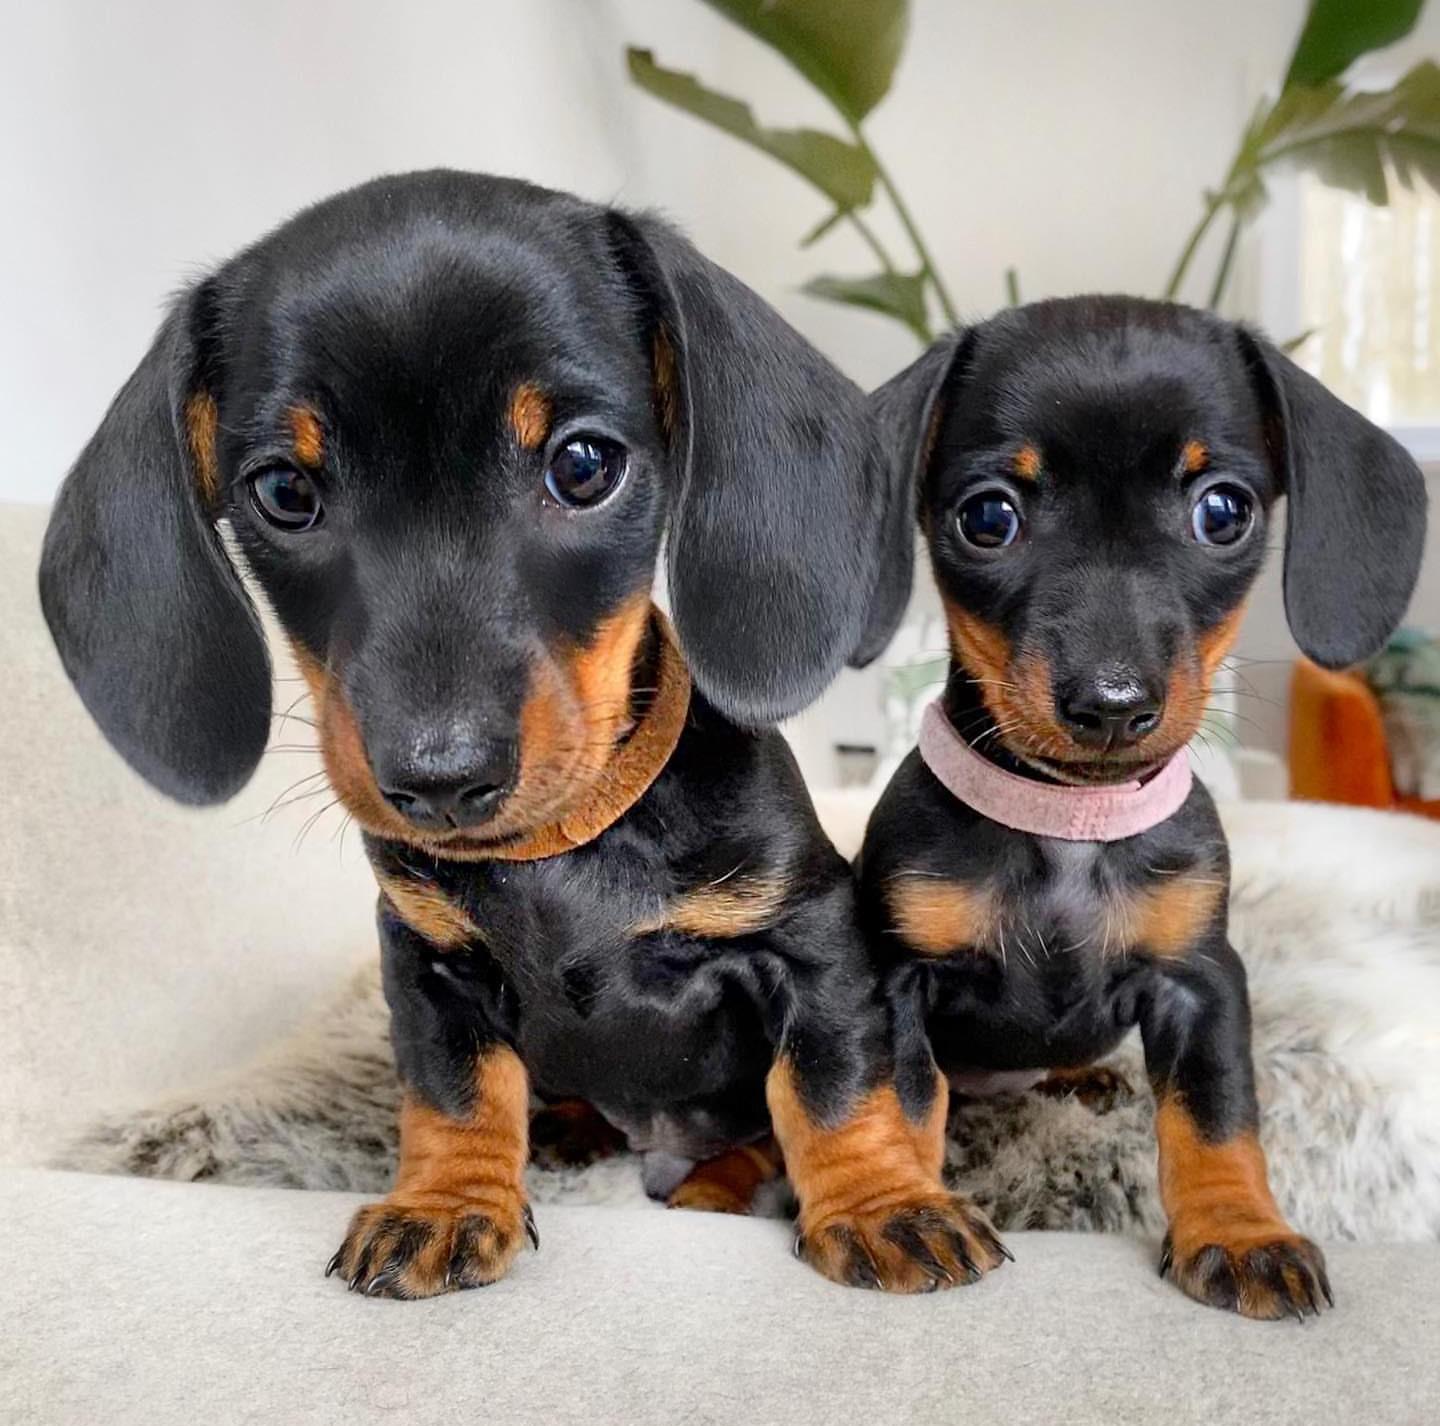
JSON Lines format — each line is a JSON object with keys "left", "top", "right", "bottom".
{"left": 3, "top": 1168, "right": 1436, "bottom": 1426}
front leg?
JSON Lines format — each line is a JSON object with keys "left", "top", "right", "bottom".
{"left": 1141, "top": 936, "right": 1330, "bottom": 1320}
{"left": 767, "top": 889, "right": 1008, "bottom": 1293}
{"left": 329, "top": 907, "right": 535, "bottom": 1298}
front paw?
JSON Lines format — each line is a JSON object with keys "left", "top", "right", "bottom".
{"left": 1161, "top": 1227, "right": 1331, "bottom": 1321}
{"left": 797, "top": 1192, "right": 1011, "bottom": 1294}
{"left": 327, "top": 1194, "right": 538, "bottom": 1298}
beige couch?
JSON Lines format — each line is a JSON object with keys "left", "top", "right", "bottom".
{"left": 3, "top": 501, "right": 1437, "bottom": 1426}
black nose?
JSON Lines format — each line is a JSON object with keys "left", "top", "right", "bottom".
{"left": 378, "top": 738, "right": 517, "bottom": 831}
{"left": 1057, "top": 671, "right": 1165, "bottom": 750}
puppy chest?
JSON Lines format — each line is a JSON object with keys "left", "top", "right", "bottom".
{"left": 894, "top": 839, "right": 1220, "bottom": 965}
{"left": 468, "top": 872, "right": 773, "bottom": 1104}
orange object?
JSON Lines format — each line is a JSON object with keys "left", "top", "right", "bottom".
{"left": 1289, "top": 658, "right": 1440, "bottom": 819}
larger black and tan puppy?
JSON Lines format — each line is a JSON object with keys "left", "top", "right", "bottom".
{"left": 40, "top": 171, "right": 1004, "bottom": 1298}
{"left": 859, "top": 296, "right": 1426, "bottom": 1319}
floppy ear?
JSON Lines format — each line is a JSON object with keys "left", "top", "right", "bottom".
{"left": 1239, "top": 330, "right": 1427, "bottom": 669}
{"left": 38, "top": 283, "right": 271, "bottom": 804}
{"left": 855, "top": 332, "right": 968, "bottom": 662}
{"left": 606, "top": 211, "right": 893, "bottom": 725}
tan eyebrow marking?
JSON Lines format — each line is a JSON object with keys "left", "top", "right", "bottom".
{"left": 185, "top": 392, "right": 220, "bottom": 505}
{"left": 1013, "top": 444, "right": 1041, "bottom": 481}
{"left": 288, "top": 404, "right": 325, "bottom": 467}
{"left": 1181, "top": 439, "right": 1209, "bottom": 474}
{"left": 651, "top": 329, "right": 682, "bottom": 447}
{"left": 508, "top": 382, "right": 553, "bottom": 451}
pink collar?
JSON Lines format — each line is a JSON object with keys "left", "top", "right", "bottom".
{"left": 917, "top": 700, "right": 1193, "bottom": 842}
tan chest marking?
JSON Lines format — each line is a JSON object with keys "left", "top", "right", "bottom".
{"left": 635, "top": 876, "right": 790, "bottom": 940}
{"left": 378, "top": 873, "right": 480, "bottom": 950}
{"left": 1121, "top": 873, "right": 1225, "bottom": 958}
{"left": 887, "top": 875, "right": 997, "bottom": 957}
{"left": 888, "top": 862, "right": 1222, "bottom": 962}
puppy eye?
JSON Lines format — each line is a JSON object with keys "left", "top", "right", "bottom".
{"left": 957, "top": 489, "right": 1023, "bottom": 549}
{"left": 249, "top": 466, "right": 323, "bottom": 531}
{"left": 1191, "top": 484, "right": 1253, "bottom": 547}
{"left": 544, "top": 437, "right": 628, "bottom": 509}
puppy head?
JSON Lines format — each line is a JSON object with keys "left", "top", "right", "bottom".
{"left": 871, "top": 296, "right": 1427, "bottom": 783}
{"left": 40, "top": 171, "right": 891, "bottom": 849}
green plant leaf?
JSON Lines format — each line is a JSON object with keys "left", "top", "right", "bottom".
{"left": 1253, "top": 60, "right": 1440, "bottom": 205}
{"left": 799, "top": 208, "right": 846, "bottom": 247}
{"left": 801, "top": 270, "right": 929, "bottom": 338}
{"left": 699, "top": 0, "right": 909, "bottom": 122}
{"left": 627, "top": 49, "right": 876, "bottom": 209}
{"left": 1284, "top": 0, "right": 1424, "bottom": 90}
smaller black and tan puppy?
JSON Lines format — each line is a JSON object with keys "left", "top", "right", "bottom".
{"left": 859, "top": 297, "right": 1426, "bottom": 1319}
{"left": 40, "top": 171, "right": 1002, "bottom": 1299}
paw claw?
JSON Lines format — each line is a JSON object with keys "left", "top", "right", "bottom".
{"left": 523, "top": 1203, "right": 540, "bottom": 1251}
{"left": 1164, "top": 1229, "right": 1330, "bottom": 1322}
{"left": 347, "top": 1259, "right": 372, "bottom": 1293}
{"left": 365, "top": 1265, "right": 402, "bottom": 1298}
{"left": 330, "top": 1197, "right": 529, "bottom": 1299}
{"left": 798, "top": 1193, "right": 1006, "bottom": 1295}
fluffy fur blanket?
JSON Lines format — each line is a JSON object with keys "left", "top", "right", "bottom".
{"left": 60, "top": 801, "right": 1440, "bottom": 1241}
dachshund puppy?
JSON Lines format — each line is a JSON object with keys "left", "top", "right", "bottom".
{"left": 859, "top": 296, "right": 1426, "bottom": 1319}
{"left": 40, "top": 170, "right": 1004, "bottom": 1297}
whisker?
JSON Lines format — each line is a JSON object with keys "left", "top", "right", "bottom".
{"left": 272, "top": 689, "right": 316, "bottom": 732}
{"left": 1209, "top": 686, "right": 1288, "bottom": 713}
{"left": 1203, "top": 706, "right": 1263, "bottom": 737}
{"left": 331, "top": 809, "right": 355, "bottom": 850}
{"left": 260, "top": 786, "right": 331, "bottom": 824}
{"left": 701, "top": 861, "right": 749, "bottom": 889}
{"left": 238, "top": 770, "right": 331, "bottom": 826}
{"left": 293, "top": 798, "right": 341, "bottom": 852}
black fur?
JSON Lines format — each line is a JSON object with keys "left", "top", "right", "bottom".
{"left": 860, "top": 295, "right": 1426, "bottom": 1319}
{"left": 1237, "top": 329, "right": 1426, "bottom": 668}
{"left": 38, "top": 169, "right": 934, "bottom": 1297}
{"left": 376, "top": 696, "right": 881, "bottom": 1155}
{"left": 37, "top": 299, "right": 270, "bottom": 804}
{"left": 40, "top": 170, "right": 904, "bottom": 811}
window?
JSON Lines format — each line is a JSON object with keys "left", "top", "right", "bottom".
{"left": 1262, "top": 167, "right": 1440, "bottom": 461}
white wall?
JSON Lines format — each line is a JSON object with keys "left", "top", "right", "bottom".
{"left": 3, "top": 0, "right": 1436, "bottom": 779}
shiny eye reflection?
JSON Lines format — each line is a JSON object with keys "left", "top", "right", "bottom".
{"left": 545, "top": 436, "right": 628, "bottom": 509}
{"left": 1191, "top": 484, "right": 1253, "bottom": 547}
{"left": 250, "top": 466, "right": 322, "bottom": 531}
{"left": 957, "top": 489, "right": 1023, "bottom": 549}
